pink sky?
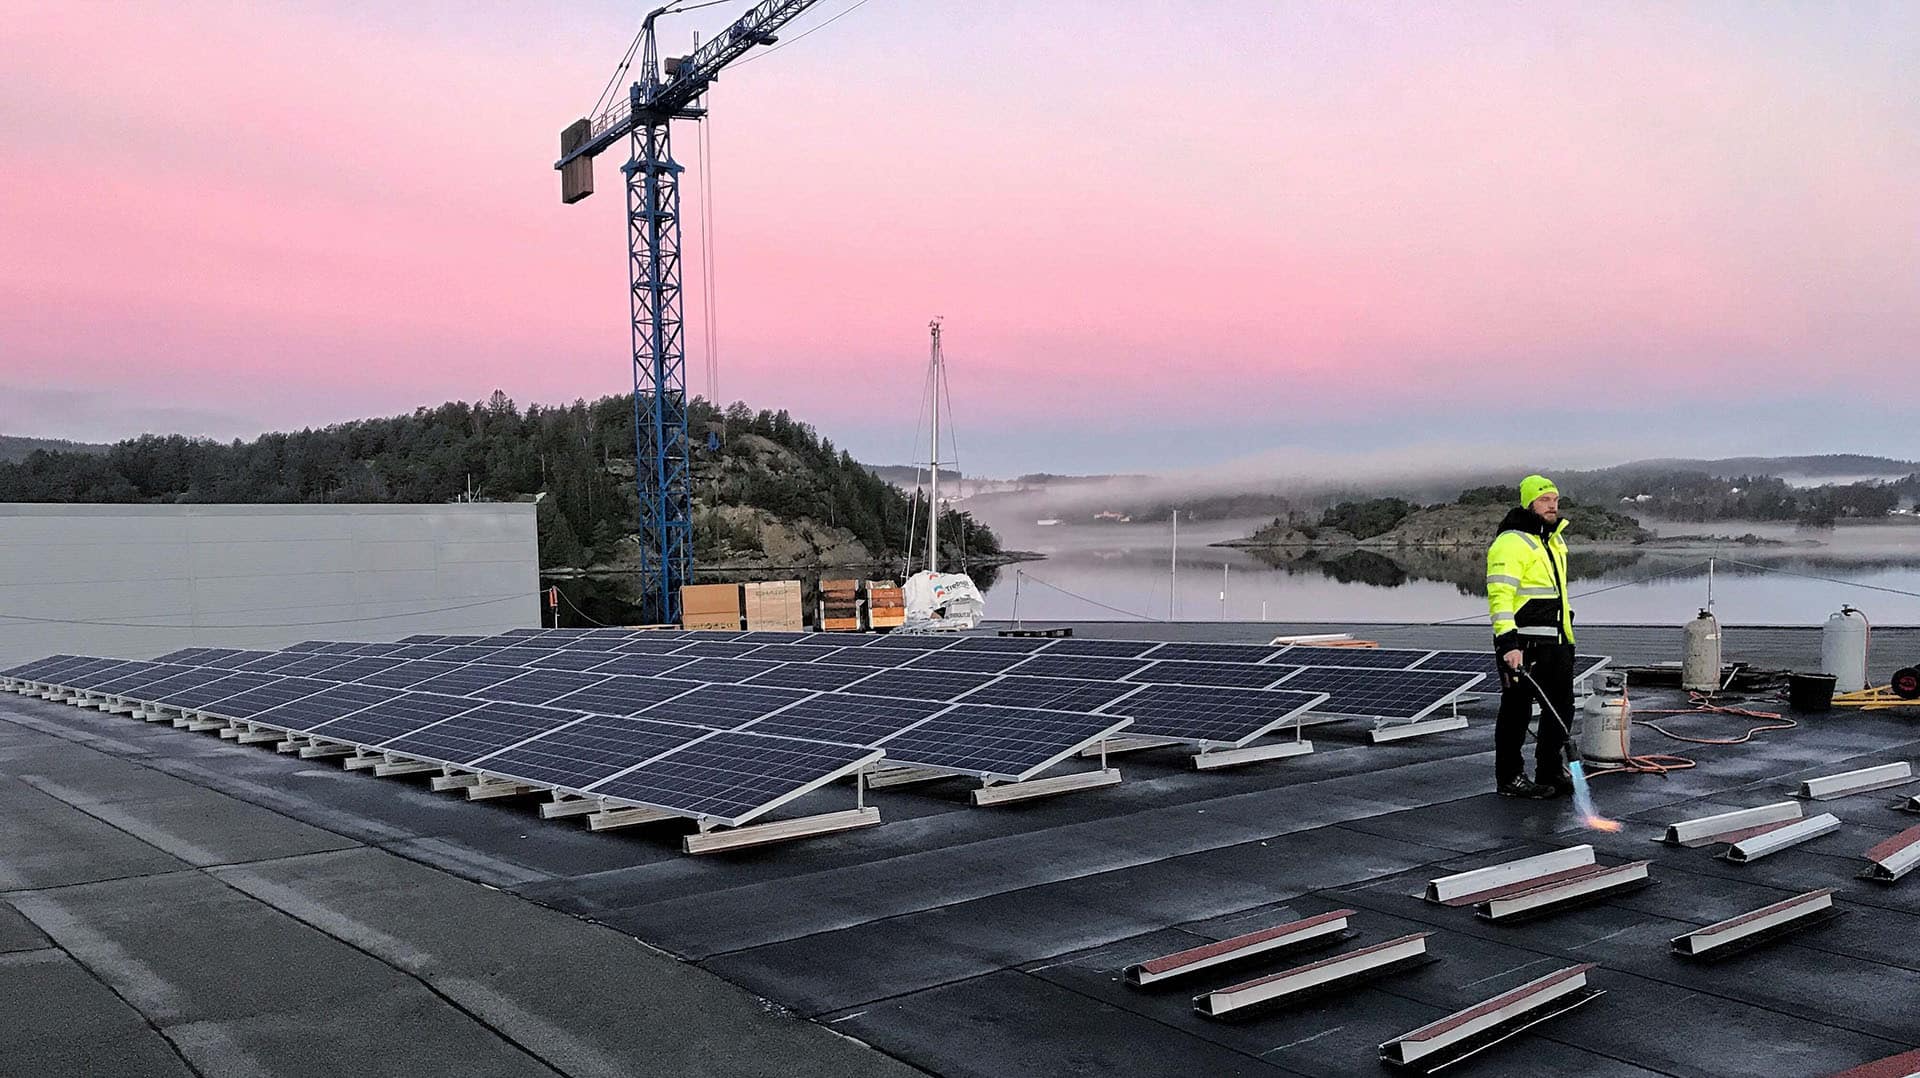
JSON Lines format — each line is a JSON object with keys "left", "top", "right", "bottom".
{"left": 3, "top": 2, "right": 1916, "bottom": 473}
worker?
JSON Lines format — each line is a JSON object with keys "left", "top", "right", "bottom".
{"left": 1485, "top": 474, "right": 1577, "bottom": 799}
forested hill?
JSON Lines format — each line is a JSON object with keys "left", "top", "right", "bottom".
{"left": 0, "top": 434, "right": 108, "bottom": 463}
{"left": 0, "top": 392, "right": 1000, "bottom": 571}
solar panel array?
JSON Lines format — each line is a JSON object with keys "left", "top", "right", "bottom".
{"left": 4, "top": 630, "right": 1527, "bottom": 826}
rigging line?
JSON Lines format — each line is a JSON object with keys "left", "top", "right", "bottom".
{"left": 1425, "top": 558, "right": 1715, "bottom": 626}
{"left": 902, "top": 342, "right": 936, "bottom": 568}
{"left": 0, "top": 594, "right": 528, "bottom": 630}
{"left": 701, "top": 108, "right": 720, "bottom": 403}
{"left": 1015, "top": 570, "right": 1165, "bottom": 622}
{"left": 1716, "top": 558, "right": 1920, "bottom": 601}
{"left": 937, "top": 348, "right": 966, "bottom": 564}
{"left": 553, "top": 585, "right": 614, "bottom": 627}
{"left": 589, "top": 25, "right": 647, "bottom": 120}
{"left": 731, "top": 0, "right": 877, "bottom": 68}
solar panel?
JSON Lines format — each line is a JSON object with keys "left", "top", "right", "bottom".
{"left": 902, "top": 649, "right": 1032, "bottom": 674}
{"left": 1281, "top": 646, "right": 1437, "bottom": 669}
{"left": 805, "top": 646, "right": 910, "bottom": 669}
{"left": 741, "top": 643, "right": 841, "bottom": 664}
{"left": 961, "top": 675, "right": 1143, "bottom": 712}
{"left": 1007, "top": 654, "right": 1151, "bottom": 681}
{"left": 862, "top": 634, "right": 959, "bottom": 650}
{"left": 355, "top": 659, "right": 463, "bottom": 689}
{"left": 546, "top": 675, "right": 701, "bottom": 715}
{"left": 741, "top": 693, "right": 947, "bottom": 745}
{"left": 300, "top": 691, "right": 481, "bottom": 746}
{"left": 309, "top": 656, "right": 405, "bottom": 683}
{"left": 484, "top": 647, "right": 553, "bottom": 666}
{"left": 270, "top": 654, "right": 356, "bottom": 678}
{"left": 253, "top": 683, "right": 392, "bottom": 734}
{"left": 125, "top": 668, "right": 228, "bottom": 701}
{"left": 151, "top": 647, "right": 216, "bottom": 664}
{"left": 947, "top": 635, "right": 1056, "bottom": 653}
{"left": 155, "top": 672, "right": 284, "bottom": 710}
{"left": 585, "top": 654, "right": 697, "bottom": 678}
{"left": 743, "top": 662, "right": 878, "bottom": 692}
{"left": 0, "top": 653, "right": 79, "bottom": 679}
{"left": 615, "top": 636, "right": 696, "bottom": 655}
{"left": 429, "top": 646, "right": 510, "bottom": 664}
{"left": 641, "top": 683, "right": 812, "bottom": 729}
{"left": 876, "top": 704, "right": 1130, "bottom": 782}
{"left": 315, "top": 642, "right": 366, "bottom": 655}
{"left": 738, "top": 631, "right": 812, "bottom": 644}
{"left": 671, "top": 640, "right": 766, "bottom": 659}
{"left": 1271, "top": 667, "right": 1482, "bottom": 719}
{"left": 284, "top": 640, "right": 339, "bottom": 652}
{"left": 1099, "top": 684, "right": 1328, "bottom": 747}
{"left": 239, "top": 652, "right": 326, "bottom": 674}
{"left": 59, "top": 660, "right": 154, "bottom": 690}
{"left": 526, "top": 650, "right": 616, "bottom": 671}
{"left": 19, "top": 656, "right": 117, "bottom": 684}
{"left": 470, "top": 715, "right": 706, "bottom": 790}
{"left": 472, "top": 635, "right": 530, "bottom": 648}
{"left": 198, "top": 676, "right": 336, "bottom": 719}
{"left": 347, "top": 642, "right": 411, "bottom": 657}
{"left": 840, "top": 668, "right": 997, "bottom": 702}
{"left": 789, "top": 632, "right": 873, "bottom": 647}
{"left": 479, "top": 669, "right": 610, "bottom": 707}
{"left": 379, "top": 700, "right": 583, "bottom": 766}
{"left": 1136, "top": 642, "right": 1285, "bottom": 663}
{"left": 430, "top": 635, "right": 486, "bottom": 645}
{"left": 586, "top": 731, "right": 879, "bottom": 825}
{"left": 547, "top": 635, "right": 626, "bottom": 652}
{"left": 1126, "top": 660, "right": 1297, "bottom": 689}
{"left": 397, "top": 634, "right": 446, "bottom": 644}
{"left": 406, "top": 663, "right": 527, "bottom": 697}
{"left": 92, "top": 663, "right": 194, "bottom": 696}
{"left": 665, "top": 657, "right": 786, "bottom": 684}
{"left": 1411, "top": 651, "right": 1610, "bottom": 685}
{"left": 202, "top": 650, "right": 276, "bottom": 670}
{"left": 1031, "top": 638, "right": 1162, "bottom": 658}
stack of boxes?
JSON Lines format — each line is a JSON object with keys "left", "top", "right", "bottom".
{"left": 743, "top": 580, "right": 804, "bottom": 631}
{"left": 680, "top": 583, "right": 743, "bottom": 631}
{"left": 866, "top": 579, "right": 905, "bottom": 630}
{"left": 819, "top": 577, "right": 862, "bottom": 632}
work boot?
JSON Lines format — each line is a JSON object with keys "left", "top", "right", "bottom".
{"left": 1497, "top": 775, "right": 1555, "bottom": 799}
{"left": 1546, "top": 768, "right": 1575, "bottom": 797}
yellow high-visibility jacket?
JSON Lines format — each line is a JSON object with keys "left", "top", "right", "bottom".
{"left": 1486, "top": 514, "right": 1574, "bottom": 648}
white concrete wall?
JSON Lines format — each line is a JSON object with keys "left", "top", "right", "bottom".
{"left": 0, "top": 503, "right": 540, "bottom": 667}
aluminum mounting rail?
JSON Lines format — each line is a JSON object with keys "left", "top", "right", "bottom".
{"left": 1902, "top": 796, "right": 1920, "bottom": 815}
{"left": 1861, "top": 824, "right": 1920, "bottom": 883}
{"left": 1797, "top": 762, "right": 1913, "bottom": 801}
{"left": 1721, "top": 813, "right": 1841, "bottom": 863}
{"left": 1475, "top": 862, "right": 1651, "bottom": 922}
{"left": 1660, "top": 801, "right": 1803, "bottom": 847}
{"left": 1379, "top": 963, "right": 1601, "bottom": 1073}
{"left": 1193, "top": 933, "right": 1431, "bottom": 1019}
{"left": 1425, "top": 846, "right": 1594, "bottom": 905}
{"left": 1670, "top": 889, "right": 1839, "bottom": 960}
{"left": 1124, "top": 910, "right": 1354, "bottom": 987}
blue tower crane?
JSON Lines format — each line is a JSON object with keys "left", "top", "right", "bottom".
{"left": 554, "top": 1, "right": 822, "bottom": 625}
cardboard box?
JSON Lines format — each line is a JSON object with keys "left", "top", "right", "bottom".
{"left": 681, "top": 583, "right": 742, "bottom": 630}
{"left": 744, "top": 580, "right": 804, "bottom": 630}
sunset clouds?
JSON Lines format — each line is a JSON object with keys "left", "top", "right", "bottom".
{"left": 3, "top": 2, "right": 1915, "bottom": 472}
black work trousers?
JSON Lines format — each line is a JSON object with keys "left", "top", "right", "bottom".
{"left": 1495, "top": 640, "right": 1574, "bottom": 783}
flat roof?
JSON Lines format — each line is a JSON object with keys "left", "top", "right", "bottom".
{"left": 5, "top": 624, "right": 1918, "bottom": 1076}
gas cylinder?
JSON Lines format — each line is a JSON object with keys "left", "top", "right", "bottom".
{"left": 1682, "top": 609, "right": 1722, "bottom": 693}
{"left": 1821, "top": 606, "right": 1869, "bottom": 694}
{"left": 1578, "top": 672, "right": 1631, "bottom": 762}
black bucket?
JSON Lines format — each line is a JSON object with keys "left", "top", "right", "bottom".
{"left": 1789, "top": 672, "right": 1836, "bottom": 712}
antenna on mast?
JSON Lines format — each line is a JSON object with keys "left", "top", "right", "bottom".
{"left": 926, "top": 317, "right": 943, "bottom": 575}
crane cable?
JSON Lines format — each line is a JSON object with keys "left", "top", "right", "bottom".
{"left": 732, "top": 0, "right": 877, "bottom": 69}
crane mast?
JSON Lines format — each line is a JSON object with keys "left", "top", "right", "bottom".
{"left": 554, "top": 1, "right": 821, "bottom": 625}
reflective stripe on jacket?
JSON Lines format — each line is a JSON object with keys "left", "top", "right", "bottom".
{"left": 1486, "top": 518, "right": 1574, "bottom": 646}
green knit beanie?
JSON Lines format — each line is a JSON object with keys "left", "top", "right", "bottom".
{"left": 1519, "top": 474, "right": 1558, "bottom": 507}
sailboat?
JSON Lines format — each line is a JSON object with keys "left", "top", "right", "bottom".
{"left": 901, "top": 318, "right": 986, "bottom": 632}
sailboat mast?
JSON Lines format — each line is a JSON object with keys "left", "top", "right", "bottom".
{"left": 926, "top": 318, "right": 942, "bottom": 575}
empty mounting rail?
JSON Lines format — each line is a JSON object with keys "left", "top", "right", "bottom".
{"left": 1797, "top": 762, "right": 1913, "bottom": 801}
{"left": 1124, "top": 910, "right": 1354, "bottom": 987}
{"left": 1861, "top": 825, "right": 1920, "bottom": 883}
{"left": 1670, "top": 889, "right": 1839, "bottom": 960}
{"left": 1425, "top": 846, "right": 1594, "bottom": 905}
{"left": 1475, "top": 862, "right": 1651, "bottom": 922}
{"left": 1660, "top": 801, "right": 1803, "bottom": 847}
{"left": 1193, "top": 934, "right": 1431, "bottom": 1019}
{"left": 1380, "top": 964, "right": 1601, "bottom": 1073}
{"left": 1721, "top": 814, "right": 1841, "bottom": 863}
